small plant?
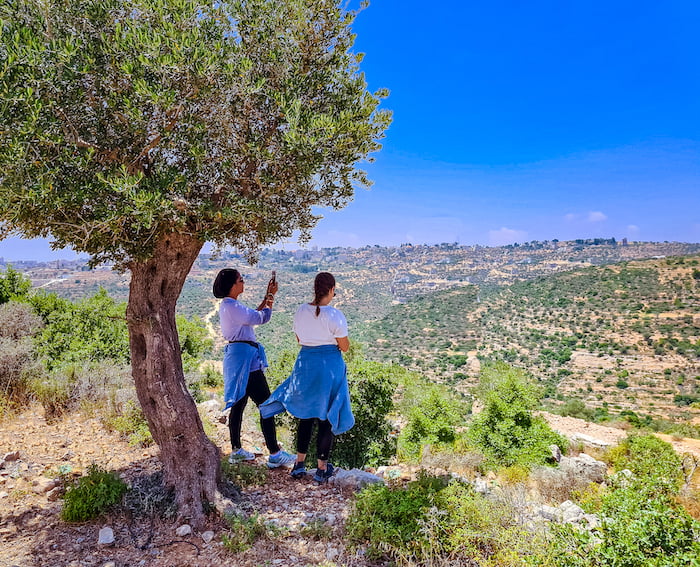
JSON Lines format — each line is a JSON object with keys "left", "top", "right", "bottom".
{"left": 221, "top": 513, "right": 280, "bottom": 553}
{"left": 200, "top": 364, "right": 224, "bottom": 388}
{"left": 102, "top": 399, "right": 153, "bottom": 447}
{"left": 220, "top": 459, "right": 268, "bottom": 488}
{"left": 61, "top": 464, "right": 127, "bottom": 523}
{"left": 31, "top": 373, "right": 73, "bottom": 421}
{"left": 299, "top": 517, "right": 333, "bottom": 540}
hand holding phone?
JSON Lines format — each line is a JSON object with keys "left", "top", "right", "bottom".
{"left": 268, "top": 270, "right": 278, "bottom": 295}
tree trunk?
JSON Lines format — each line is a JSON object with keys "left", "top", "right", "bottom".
{"left": 126, "top": 232, "right": 224, "bottom": 528}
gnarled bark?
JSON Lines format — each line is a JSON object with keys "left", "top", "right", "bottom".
{"left": 126, "top": 232, "right": 224, "bottom": 527}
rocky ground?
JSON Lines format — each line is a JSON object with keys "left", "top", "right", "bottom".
{"left": 0, "top": 405, "right": 372, "bottom": 567}
{"left": 2, "top": 405, "right": 700, "bottom": 567}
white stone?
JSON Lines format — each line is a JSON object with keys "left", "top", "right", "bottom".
{"left": 536, "top": 505, "right": 561, "bottom": 522}
{"left": 33, "top": 478, "right": 59, "bottom": 494}
{"left": 201, "top": 530, "right": 215, "bottom": 544}
{"left": 333, "top": 468, "right": 383, "bottom": 491}
{"left": 473, "top": 478, "right": 490, "bottom": 494}
{"left": 175, "top": 524, "right": 192, "bottom": 537}
{"left": 98, "top": 526, "right": 114, "bottom": 545}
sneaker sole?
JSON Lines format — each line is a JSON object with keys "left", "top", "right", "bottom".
{"left": 267, "top": 460, "right": 295, "bottom": 469}
{"left": 229, "top": 455, "right": 256, "bottom": 463}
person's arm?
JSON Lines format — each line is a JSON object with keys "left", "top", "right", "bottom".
{"left": 255, "top": 278, "right": 279, "bottom": 311}
{"left": 232, "top": 300, "right": 271, "bottom": 326}
{"left": 336, "top": 336, "right": 350, "bottom": 352}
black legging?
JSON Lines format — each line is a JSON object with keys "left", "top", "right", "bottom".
{"left": 296, "top": 418, "right": 334, "bottom": 461}
{"left": 228, "top": 369, "right": 280, "bottom": 453}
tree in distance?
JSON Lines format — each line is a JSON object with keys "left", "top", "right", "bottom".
{"left": 0, "top": 0, "right": 390, "bottom": 526}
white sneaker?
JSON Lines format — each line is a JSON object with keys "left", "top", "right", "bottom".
{"left": 228, "top": 448, "right": 256, "bottom": 463}
{"left": 267, "top": 450, "right": 296, "bottom": 469}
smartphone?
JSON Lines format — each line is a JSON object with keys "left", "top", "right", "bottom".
{"left": 270, "top": 270, "right": 276, "bottom": 284}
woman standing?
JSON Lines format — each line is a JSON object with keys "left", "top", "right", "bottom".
{"left": 213, "top": 268, "right": 295, "bottom": 468}
{"left": 260, "top": 272, "right": 354, "bottom": 483}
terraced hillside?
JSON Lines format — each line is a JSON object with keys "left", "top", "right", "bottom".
{"left": 363, "top": 255, "right": 700, "bottom": 424}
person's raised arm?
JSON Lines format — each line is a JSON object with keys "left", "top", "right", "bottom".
{"left": 256, "top": 277, "right": 279, "bottom": 311}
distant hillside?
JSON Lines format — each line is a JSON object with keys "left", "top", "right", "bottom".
{"left": 10, "top": 240, "right": 700, "bottom": 425}
{"left": 362, "top": 254, "right": 700, "bottom": 425}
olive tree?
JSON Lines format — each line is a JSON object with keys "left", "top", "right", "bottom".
{"left": 0, "top": 0, "right": 390, "bottom": 525}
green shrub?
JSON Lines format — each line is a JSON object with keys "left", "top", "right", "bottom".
{"left": 604, "top": 434, "right": 683, "bottom": 493}
{"left": 468, "top": 361, "right": 566, "bottom": 468}
{"left": 176, "top": 314, "right": 213, "bottom": 373}
{"left": 200, "top": 364, "right": 224, "bottom": 388}
{"left": 61, "top": 464, "right": 127, "bottom": 523}
{"left": 346, "top": 472, "right": 449, "bottom": 559}
{"left": 221, "top": 459, "right": 268, "bottom": 488}
{"left": 397, "top": 386, "right": 468, "bottom": 462}
{"left": 36, "top": 288, "right": 130, "bottom": 371}
{"left": 550, "top": 483, "right": 700, "bottom": 567}
{"left": 222, "top": 513, "right": 280, "bottom": 554}
{"left": 332, "top": 357, "right": 397, "bottom": 468}
{"left": 347, "top": 471, "right": 549, "bottom": 564}
{"left": 102, "top": 399, "right": 153, "bottom": 447}
{"left": 0, "top": 266, "right": 32, "bottom": 304}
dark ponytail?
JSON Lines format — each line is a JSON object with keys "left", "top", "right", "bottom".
{"left": 213, "top": 269, "right": 240, "bottom": 298}
{"left": 311, "top": 272, "right": 335, "bottom": 316}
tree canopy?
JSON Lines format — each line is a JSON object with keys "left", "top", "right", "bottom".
{"left": 0, "top": 0, "right": 390, "bottom": 264}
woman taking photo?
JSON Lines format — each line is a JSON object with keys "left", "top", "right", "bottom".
{"left": 213, "top": 268, "right": 295, "bottom": 468}
{"left": 260, "top": 272, "right": 354, "bottom": 483}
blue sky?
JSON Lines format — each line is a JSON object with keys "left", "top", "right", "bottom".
{"left": 1, "top": 0, "right": 699, "bottom": 261}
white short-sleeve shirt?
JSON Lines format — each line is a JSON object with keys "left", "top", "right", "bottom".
{"left": 293, "top": 303, "right": 348, "bottom": 346}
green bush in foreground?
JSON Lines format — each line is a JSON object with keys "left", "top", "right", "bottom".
{"left": 468, "top": 361, "right": 566, "bottom": 468}
{"left": 545, "top": 435, "right": 700, "bottom": 567}
{"left": 61, "top": 464, "right": 127, "bottom": 523}
{"left": 549, "top": 482, "right": 700, "bottom": 567}
{"left": 222, "top": 513, "right": 279, "bottom": 554}
{"left": 347, "top": 471, "right": 549, "bottom": 565}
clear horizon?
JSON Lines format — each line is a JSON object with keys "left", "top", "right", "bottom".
{"left": 1, "top": 0, "right": 698, "bottom": 261}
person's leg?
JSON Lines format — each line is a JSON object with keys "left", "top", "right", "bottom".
{"left": 247, "top": 369, "right": 280, "bottom": 453}
{"left": 228, "top": 394, "right": 248, "bottom": 450}
{"left": 296, "top": 418, "right": 315, "bottom": 463}
{"left": 315, "top": 419, "right": 335, "bottom": 470}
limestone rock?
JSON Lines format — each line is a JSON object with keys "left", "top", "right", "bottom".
{"left": 33, "top": 478, "right": 59, "bottom": 494}
{"left": 550, "top": 444, "right": 562, "bottom": 463}
{"left": 175, "top": 524, "right": 192, "bottom": 537}
{"left": 559, "top": 453, "right": 606, "bottom": 483}
{"left": 2, "top": 451, "right": 20, "bottom": 464}
{"left": 201, "top": 530, "right": 215, "bottom": 544}
{"left": 98, "top": 526, "right": 114, "bottom": 545}
{"left": 332, "top": 468, "right": 383, "bottom": 491}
